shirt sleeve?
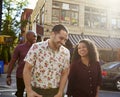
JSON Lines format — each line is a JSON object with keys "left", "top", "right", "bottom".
{"left": 12, "top": 45, "right": 20, "bottom": 60}
{"left": 63, "top": 49, "right": 70, "bottom": 70}
{"left": 24, "top": 43, "right": 38, "bottom": 66}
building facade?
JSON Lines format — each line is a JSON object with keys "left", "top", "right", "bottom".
{"left": 20, "top": 8, "right": 33, "bottom": 42}
{"left": 30, "top": 0, "right": 120, "bottom": 62}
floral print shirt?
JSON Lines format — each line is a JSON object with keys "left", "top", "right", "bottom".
{"left": 24, "top": 40, "right": 70, "bottom": 89}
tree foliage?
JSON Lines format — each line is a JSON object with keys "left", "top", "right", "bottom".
{"left": 1, "top": 0, "right": 28, "bottom": 39}
{"left": 0, "top": 0, "right": 29, "bottom": 64}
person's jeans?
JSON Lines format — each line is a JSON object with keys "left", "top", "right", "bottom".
{"left": 15, "top": 77, "right": 25, "bottom": 97}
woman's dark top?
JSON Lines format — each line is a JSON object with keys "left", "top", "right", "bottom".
{"left": 66, "top": 59, "right": 102, "bottom": 97}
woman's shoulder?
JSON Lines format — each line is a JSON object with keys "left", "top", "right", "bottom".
{"left": 90, "top": 61, "right": 100, "bottom": 66}
{"left": 94, "top": 61, "right": 101, "bottom": 69}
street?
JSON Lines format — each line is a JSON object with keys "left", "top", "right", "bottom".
{"left": 0, "top": 71, "right": 120, "bottom": 97}
{"left": 0, "top": 88, "right": 120, "bottom": 97}
{"left": 99, "top": 90, "right": 120, "bottom": 97}
{"left": 0, "top": 90, "right": 120, "bottom": 97}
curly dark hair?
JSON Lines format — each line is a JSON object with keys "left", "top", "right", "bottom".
{"left": 71, "top": 39, "right": 99, "bottom": 64}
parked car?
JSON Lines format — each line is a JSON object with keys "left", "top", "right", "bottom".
{"left": 101, "top": 61, "right": 120, "bottom": 91}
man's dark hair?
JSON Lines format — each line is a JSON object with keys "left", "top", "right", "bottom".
{"left": 52, "top": 24, "right": 68, "bottom": 34}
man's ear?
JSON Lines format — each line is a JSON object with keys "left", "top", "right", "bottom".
{"left": 51, "top": 31, "right": 55, "bottom": 37}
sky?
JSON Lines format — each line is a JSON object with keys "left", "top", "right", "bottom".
{"left": 27, "top": 0, "right": 38, "bottom": 9}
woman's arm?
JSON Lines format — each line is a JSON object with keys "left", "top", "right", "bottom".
{"left": 95, "top": 86, "right": 100, "bottom": 97}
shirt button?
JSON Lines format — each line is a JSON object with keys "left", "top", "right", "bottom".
{"left": 89, "top": 77, "right": 92, "bottom": 80}
{"left": 88, "top": 70, "right": 91, "bottom": 73}
{"left": 90, "top": 84, "right": 92, "bottom": 87}
{"left": 90, "top": 91, "right": 93, "bottom": 94}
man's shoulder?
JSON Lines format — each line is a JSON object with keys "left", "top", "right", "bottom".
{"left": 61, "top": 46, "right": 70, "bottom": 54}
{"left": 15, "top": 43, "right": 24, "bottom": 49}
{"left": 13, "top": 44, "right": 25, "bottom": 53}
{"left": 33, "top": 41, "right": 47, "bottom": 48}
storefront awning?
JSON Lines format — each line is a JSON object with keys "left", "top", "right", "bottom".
{"left": 103, "top": 37, "right": 120, "bottom": 49}
{"left": 68, "top": 34, "right": 120, "bottom": 50}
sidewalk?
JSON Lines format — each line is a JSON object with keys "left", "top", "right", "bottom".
{"left": 0, "top": 66, "right": 17, "bottom": 97}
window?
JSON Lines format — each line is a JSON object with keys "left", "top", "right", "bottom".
{"left": 61, "top": 10, "right": 70, "bottom": 24}
{"left": 52, "top": 2, "right": 61, "bottom": 8}
{"left": 40, "top": 6, "right": 45, "bottom": 25}
{"left": 84, "top": 6, "right": 107, "bottom": 29}
{"left": 52, "top": 1, "right": 79, "bottom": 26}
{"left": 71, "top": 12, "right": 78, "bottom": 25}
{"left": 52, "top": 9, "right": 60, "bottom": 22}
{"left": 111, "top": 18, "right": 120, "bottom": 30}
{"left": 36, "top": 14, "right": 40, "bottom": 23}
{"left": 70, "top": 4, "right": 79, "bottom": 11}
{"left": 62, "top": 3, "right": 70, "bottom": 10}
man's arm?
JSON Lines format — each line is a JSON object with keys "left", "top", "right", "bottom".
{"left": 23, "top": 62, "right": 42, "bottom": 97}
{"left": 6, "top": 45, "right": 20, "bottom": 85}
{"left": 55, "top": 67, "right": 70, "bottom": 97}
{"left": 6, "top": 58, "right": 16, "bottom": 85}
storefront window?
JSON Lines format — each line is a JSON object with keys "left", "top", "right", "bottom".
{"left": 117, "top": 20, "right": 120, "bottom": 29}
{"left": 52, "top": 2, "right": 61, "bottom": 8}
{"left": 71, "top": 12, "right": 78, "bottom": 25}
{"left": 62, "top": 3, "right": 70, "bottom": 10}
{"left": 52, "top": 9, "right": 60, "bottom": 22}
{"left": 111, "top": 18, "right": 120, "bottom": 30}
{"left": 61, "top": 10, "right": 70, "bottom": 24}
{"left": 84, "top": 6, "right": 107, "bottom": 29}
{"left": 52, "top": 1, "right": 79, "bottom": 26}
{"left": 70, "top": 4, "right": 79, "bottom": 11}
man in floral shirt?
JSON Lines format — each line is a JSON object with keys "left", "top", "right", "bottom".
{"left": 23, "top": 24, "right": 70, "bottom": 97}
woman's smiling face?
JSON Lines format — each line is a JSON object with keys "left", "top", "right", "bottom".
{"left": 78, "top": 42, "right": 88, "bottom": 57}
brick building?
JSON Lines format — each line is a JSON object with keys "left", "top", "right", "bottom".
{"left": 30, "top": 0, "right": 120, "bottom": 62}
{"left": 20, "top": 8, "right": 33, "bottom": 42}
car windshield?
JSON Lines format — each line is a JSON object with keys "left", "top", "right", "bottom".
{"left": 101, "top": 62, "right": 119, "bottom": 69}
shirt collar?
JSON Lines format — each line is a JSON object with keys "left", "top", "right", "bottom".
{"left": 44, "top": 39, "right": 62, "bottom": 52}
{"left": 44, "top": 39, "right": 49, "bottom": 48}
{"left": 24, "top": 42, "right": 32, "bottom": 47}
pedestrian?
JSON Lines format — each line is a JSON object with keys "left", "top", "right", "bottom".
{"left": 66, "top": 39, "right": 102, "bottom": 97}
{"left": 6, "top": 30, "right": 37, "bottom": 97}
{"left": 23, "top": 24, "right": 70, "bottom": 97}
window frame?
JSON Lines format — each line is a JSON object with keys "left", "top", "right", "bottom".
{"left": 52, "top": 1, "right": 79, "bottom": 26}
{"left": 84, "top": 6, "right": 107, "bottom": 29}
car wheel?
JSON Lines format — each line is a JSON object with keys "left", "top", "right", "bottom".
{"left": 115, "top": 78, "right": 120, "bottom": 91}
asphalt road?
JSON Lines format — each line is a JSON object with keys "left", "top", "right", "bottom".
{"left": 99, "top": 90, "right": 120, "bottom": 97}
{"left": 1, "top": 69, "right": 120, "bottom": 97}
{"left": 0, "top": 90, "right": 120, "bottom": 97}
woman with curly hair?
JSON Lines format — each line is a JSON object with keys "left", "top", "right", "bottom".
{"left": 66, "top": 39, "right": 102, "bottom": 97}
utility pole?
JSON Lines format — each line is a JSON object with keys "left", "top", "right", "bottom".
{"left": 0, "top": 0, "right": 3, "bottom": 33}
